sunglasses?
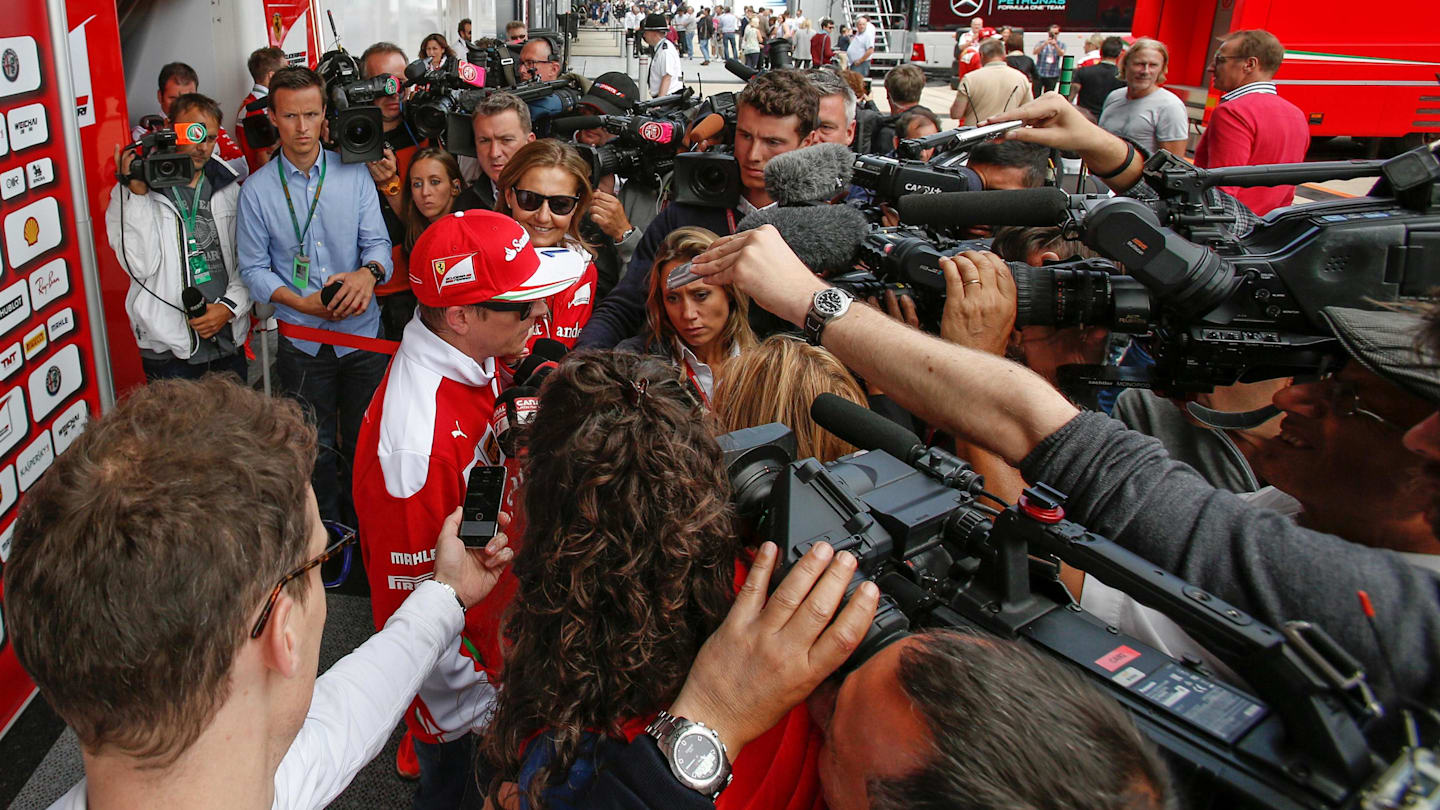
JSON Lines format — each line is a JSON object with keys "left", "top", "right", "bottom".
{"left": 513, "top": 188, "right": 580, "bottom": 216}
{"left": 250, "top": 521, "right": 357, "bottom": 639}
{"left": 477, "top": 300, "right": 537, "bottom": 319}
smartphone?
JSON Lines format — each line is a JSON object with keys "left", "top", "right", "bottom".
{"left": 459, "top": 465, "right": 507, "bottom": 547}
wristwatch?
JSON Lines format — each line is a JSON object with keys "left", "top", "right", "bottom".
{"left": 614, "top": 226, "right": 638, "bottom": 245}
{"left": 646, "top": 710, "right": 732, "bottom": 799}
{"left": 365, "top": 261, "right": 386, "bottom": 284}
{"left": 804, "top": 287, "right": 853, "bottom": 346}
{"left": 379, "top": 177, "right": 403, "bottom": 197}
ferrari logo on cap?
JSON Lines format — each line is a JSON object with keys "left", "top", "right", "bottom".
{"left": 433, "top": 254, "right": 477, "bottom": 289}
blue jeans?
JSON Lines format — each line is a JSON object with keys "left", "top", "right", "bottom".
{"left": 722, "top": 32, "right": 738, "bottom": 60}
{"left": 142, "top": 352, "right": 246, "bottom": 384}
{"left": 275, "top": 336, "right": 388, "bottom": 524}
{"left": 413, "top": 735, "right": 484, "bottom": 810}
{"left": 852, "top": 59, "right": 871, "bottom": 76}
{"left": 680, "top": 31, "right": 693, "bottom": 56}
{"left": 698, "top": 37, "right": 711, "bottom": 60}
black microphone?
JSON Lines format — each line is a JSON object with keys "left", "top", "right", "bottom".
{"left": 552, "top": 114, "right": 604, "bottom": 133}
{"left": 896, "top": 187, "right": 1071, "bottom": 230}
{"left": 181, "top": 286, "right": 208, "bottom": 319}
{"left": 810, "top": 393, "right": 924, "bottom": 464}
{"left": 404, "top": 59, "right": 432, "bottom": 83}
{"left": 737, "top": 205, "right": 868, "bottom": 276}
{"left": 513, "top": 338, "right": 568, "bottom": 387}
{"left": 724, "top": 58, "right": 759, "bottom": 81}
{"left": 495, "top": 386, "right": 540, "bottom": 456}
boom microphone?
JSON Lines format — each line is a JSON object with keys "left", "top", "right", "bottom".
{"left": 810, "top": 393, "right": 924, "bottom": 464}
{"left": 764, "top": 142, "right": 855, "bottom": 204}
{"left": 896, "top": 187, "right": 1071, "bottom": 229}
{"left": 725, "top": 58, "right": 759, "bottom": 81}
{"left": 737, "top": 205, "right": 869, "bottom": 275}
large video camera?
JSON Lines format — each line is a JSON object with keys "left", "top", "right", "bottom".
{"left": 719, "top": 396, "right": 1436, "bottom": 810}
{"left": 312, "top": 48, "right": 387, "bottom": 163}
{"left": 894, "top": 143, "right": 1440, "bottom": 394}
{"left": 116, "top": 126, "right": 202, "bottom": 189}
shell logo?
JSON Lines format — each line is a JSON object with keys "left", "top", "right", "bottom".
{"left": 23, "top": 217, "right": 39, "bottom": 246}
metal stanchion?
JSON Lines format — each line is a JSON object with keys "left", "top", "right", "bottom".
{"left": 625, "top": 31, "right": 634, "bottom": 76}
{"left": 637, "top": 51, "right": 651, "bottom": 100}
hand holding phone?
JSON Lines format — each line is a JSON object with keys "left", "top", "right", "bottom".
{"left": 459, "top": 465, "right": 508, "bottom": 546}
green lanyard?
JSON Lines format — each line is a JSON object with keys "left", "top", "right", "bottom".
{"left": 279, "top": 152, "right": 327, "bottom": 255}
{"left": 169, "top": 176, "right": 212, "bottom": 284}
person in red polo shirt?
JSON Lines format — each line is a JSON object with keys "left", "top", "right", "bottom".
{"left": 352, "top": 209, "right": 585, "bottom": 809}
{"left": 1194, "top": 29, "right": 1309, "bottom": 215}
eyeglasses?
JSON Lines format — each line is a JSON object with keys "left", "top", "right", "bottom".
{"left": 1326, "top": 379, "right": 1411, "bottom": 433}
{"left": 1211, "top": 53, "right": 1236, "bottom": 66}
{"left": 476, "top": 299, "right": 537, "bottom": 319}
{"left": 513, "top": 188, "right": 581, "bottom": 215}
{"left": 521, "top": 58, "right": 558, "bottom": 70}
{"left": 250, "top": 521, "right": 357, "bottom": 639}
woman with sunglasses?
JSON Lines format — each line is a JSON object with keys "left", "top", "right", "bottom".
{"left": 481, "top": 351, "right": 830, "bottom": 810}
{"left": 495, "top": 140, "right": 599, "bottom": 350}
{"left": 618, "top": 227, "right": 757, "bottom": 407}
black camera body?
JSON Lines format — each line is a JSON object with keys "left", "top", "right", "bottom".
{"left": 570, "top": 112, "right": 688, "bottom": 186}
{"left": 313, "top": 49, "right": 387, "bottom": 163}
{"left": 673, "top": 150, "right": 743, "bottom": 208}
{"left": 850, "top": 154, "right": 981, "bottom": 204}
{"left": 718, "top": 398, "right": 1428, "bottom": 810}
{"left": 117, "top": 129, "right": 195, "bottom": 189}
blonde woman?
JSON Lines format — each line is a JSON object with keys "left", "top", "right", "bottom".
{"left": 713, "top": 334, "right": 868, "bottom": 463}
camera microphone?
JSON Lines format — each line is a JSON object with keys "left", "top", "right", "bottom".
{"left": 810, "top": 393, "right": 925, "bottom": 465}
{"left": 724, "top": 58, "right": 759, "bottom": 81}
{"left": 181, "top": 286, "right": 208, "bottom": 319}
{"left": 685, "top": 112, "right": 726, "bottom": 147}
{"left": 737, "top": 142, "right": 868, "bottom": 275}
{"left": 513, "top": 338, "right": 568, "bottom": 388}
{"left": 553, "top": 114, "right": 604, "bottom": 133}
{"left": 896, "top": 187, "right": 1071, "bottom": 230}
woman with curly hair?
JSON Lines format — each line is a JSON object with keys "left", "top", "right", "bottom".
{"left": 482, "top": 351, "right": 826, "bottom": 810}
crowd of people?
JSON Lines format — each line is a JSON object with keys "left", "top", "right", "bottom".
{"left": 4, "top": 15, "right": 1436, "bottom": 810}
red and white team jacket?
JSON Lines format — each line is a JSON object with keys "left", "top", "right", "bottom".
{"left": 353, "top": 316, "right": 519, "bottom": 743}
{"left": 528, "top": 245, "right": 598, "bottom": 349}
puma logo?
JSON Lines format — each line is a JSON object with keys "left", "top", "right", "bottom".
{"left": 451, "top": 421, "right": 468, "bottom": 440}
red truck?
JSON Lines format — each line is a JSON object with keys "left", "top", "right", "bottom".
{"left": 1132, "top": 0, "right": 1440, "bottom": 154}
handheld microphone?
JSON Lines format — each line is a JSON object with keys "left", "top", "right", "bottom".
{"left": 810, "top": 393, "right": 925, "bottom": 465}
{"left": 513, "top": 338, "right": 568, "bottom": 388}
{"left": 495, "top": 386, "right": 540, "bottom": 456}
{"left": 181, "top": 286, "right": 208, "bottom": 319}
{"left": 737, "top": 205, "right": 869, "bottom": 276}
{"left": 896, "top": 187, "right": 1072, "bottom": 230}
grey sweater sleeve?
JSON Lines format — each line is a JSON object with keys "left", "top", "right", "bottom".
{"left": 1019, "top": 411, "right": 1440, "bottom": 708}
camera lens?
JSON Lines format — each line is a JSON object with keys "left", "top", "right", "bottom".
{"left": 694, "top": 164, "right": 726, "bottom": 194}
{"left": 1013, "top": 265, "right": 1151, "bottom": 331}
{"left": 344, "top": 116, "right": 377, "bottom": 149}
{"left": 412, "top": 103, "right": 451, "bottom": 139}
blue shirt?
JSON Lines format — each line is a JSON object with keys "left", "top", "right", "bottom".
{"left": 237, "top": 149, "right": 392, "bottom": 356}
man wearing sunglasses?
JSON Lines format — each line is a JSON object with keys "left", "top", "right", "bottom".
{"left": 5, "top": 376, "right": 514, "bottom": 810}
{"left": 353, "top": 210, "right": 585, "bottom": 808}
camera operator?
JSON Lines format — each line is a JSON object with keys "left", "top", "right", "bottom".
{"left": 519, "top": 36, "right": 565, "bottom": 83}
{"left": 890, "top": 106, "right": 940, "bottom": 157}
{"left": 106, "top": 93, "right": 252, "bottom": 382}
{"left": 639, "top": 13, "right": 686, "bottom": 98}
{"left": 506, "top": 19, "right": 529, "bottom": 44}
{"left": 237, "top": 66, "right": 393, "bottom": 526}
{"left": 688, "top": 212, "right": 1440, "bottom": 713}
{"left": 577, "top": 69, "right": 821, "bottom": 349}
{"left": 133, "top": 62, "right": 250, "bottom": 182}
{"left": 361, "top": 42, "right": 429, "bottom": 339}
{"left": 354, "top": 210, "right": 582, "bottom": 809}
{"left": 237, "top": 46, "right": 287, "bottom": 174}
{"left": 5, "top": 376, "right": 513, "bottom": 810}
{"left": 455, "top": 92, "right": 536, "bottom": 212}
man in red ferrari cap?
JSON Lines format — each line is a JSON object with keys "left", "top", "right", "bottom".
{"left": 352, "top": 209, "right": 585, "bottom": 807}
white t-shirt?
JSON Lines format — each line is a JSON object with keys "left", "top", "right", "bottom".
{"left": 1098, "top": 86, "right": 1189, "bottom": 153}
{"left": 846, "top": 26, "right": 876, "bottom": 64}
{"left": 648, "top": 38, "right": 685, "bottom": 97}
{"left": 47, "top": 582, "right": 465, "bottom": 810}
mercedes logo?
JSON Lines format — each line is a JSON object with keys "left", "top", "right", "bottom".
{"left": 949, "top": 0, "right": 984, "bottom": 17}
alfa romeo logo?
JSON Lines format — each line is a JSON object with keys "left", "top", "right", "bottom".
{"left": 950, "top": 0, "right": 984, "bottom": 17}
{"left": 2, "top": 49, "right": 18, "bottom": 83}
{"left": 184, "top": 122, "right": 207, "bottom": 143}
{"left": 44, "top": 366, "right": 61, "bottom": 396}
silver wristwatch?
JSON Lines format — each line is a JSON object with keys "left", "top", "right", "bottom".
{"left": 645, "top": 710, "right": 733, "bottom": 799}
{"left": 804, "top": 287, "right": 853, "bottom": 346}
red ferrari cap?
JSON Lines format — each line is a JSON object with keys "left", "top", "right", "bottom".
{"left": 407, "top": 210, "right": 583, "bottom": 307}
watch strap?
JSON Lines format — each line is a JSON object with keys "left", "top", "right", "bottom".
{"left": 365, "top": 261, "right": 386, "bottom": 283}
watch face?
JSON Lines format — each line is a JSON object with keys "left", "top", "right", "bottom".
{"left": 674, "top": 731, "right": 721, "bottom": 782}
{"left": 815, "top": 288, "right": 845, "bottom": 316}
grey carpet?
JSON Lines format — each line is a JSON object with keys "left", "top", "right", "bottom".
{"left": 10, "top": 592, "right": 418, "bottom": 809}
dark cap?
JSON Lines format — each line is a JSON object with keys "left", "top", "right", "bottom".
{"left": 583, "top": 72, "right": 640, "bottom": 116}
{"left": 641, "top": 12, "right": 669, "bottom": 30}
{"left": 1321, "top": 305, "right": 1440, "bottom": 405}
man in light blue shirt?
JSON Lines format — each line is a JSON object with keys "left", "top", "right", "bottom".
{"left": 238, "top": 65, "right": 393, "bottom": 524}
